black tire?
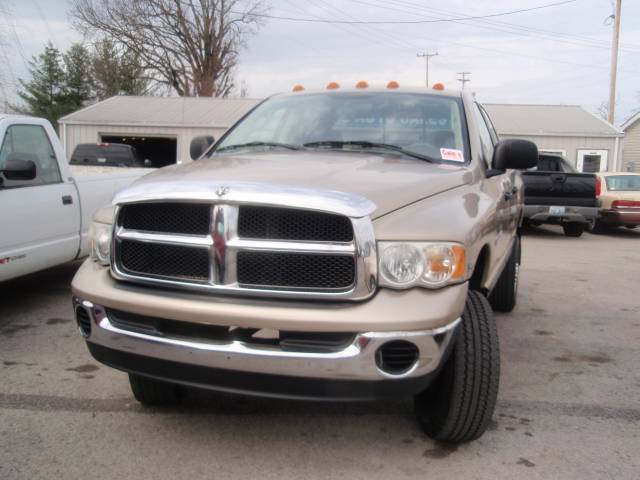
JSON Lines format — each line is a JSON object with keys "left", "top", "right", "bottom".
{"left": 488, "top": 236, "right": 519, "bottom": 312}
{"left": 414, "top": 291, "right": 500, "bottom": 443}
{"left": 128, "top": 373, "right": 181, "bottom": 405}
{"left": 587, "top": 220, "right": 605, "bottom": 234}
{"left": 562, "top": 222, "right": 585, "bottom": 237}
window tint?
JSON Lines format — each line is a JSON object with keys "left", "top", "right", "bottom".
{"left": 473, "top": 104, "right": 494, "bottom": 167}
{"left": 478, "top": 105, "right": 499, "bottom": 145}
{"left": 215, "top": 93, "right": 469, "bottom": 163}
{"left": 605, "top": 175, "right": 640, "bottom": 191}
{"left": 0, "top": 124, "right": 61, "bottom": 185}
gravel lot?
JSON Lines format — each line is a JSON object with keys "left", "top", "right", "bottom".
{"left": 1, "top": 226, "right": 639, "bottom": 480}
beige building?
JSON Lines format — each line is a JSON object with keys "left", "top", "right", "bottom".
{"left": 621, "top": 112, "right": 640, "bottom": 173}
{"left": 484, "top": 104, "right": 624, "bottom": 172}
{"left": 58, "top": 96, "right": 260, "bottom": 165}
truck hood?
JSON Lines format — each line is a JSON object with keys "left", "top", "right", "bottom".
{"left": 120, "top": 151, "right": 471, "bottom": 218}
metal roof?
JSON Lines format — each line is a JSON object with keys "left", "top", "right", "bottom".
{"left": 58, "top": 96, "right": 262, "bottom": 128}
{"left": 621, "top": 111, "right": 640, "bottom": 130}
{"left": 483, "top": 103, "right": 623, "bottom": 138}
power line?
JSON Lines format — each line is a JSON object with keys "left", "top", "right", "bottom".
{"left": 356, "top": 0, "right": 640, "bottom": 54}
{"left": 237, "top": 0, "right": 579, "bottom": 25}
{"left": 268, "top": 1, "right": 640, "bottom": 75}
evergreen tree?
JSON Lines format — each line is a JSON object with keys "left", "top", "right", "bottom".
{"left": 64, "top": 43, "right": 93, "bottom": 109}
{"left": 91, "top": 39, "right": 148, "bottom": 100}
{"left": 17, "top": 42, "right": 67, "bottom": 126}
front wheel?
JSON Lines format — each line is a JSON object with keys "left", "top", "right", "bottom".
{"left": 414, "top": 291, "right": 500, "bottom": 443}
{"left": 563, "top": 222, "right": 585, "bottom": 237}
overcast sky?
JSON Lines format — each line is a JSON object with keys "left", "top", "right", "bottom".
{"left": 1, "top": 0, "right": 639, "bottom": 125}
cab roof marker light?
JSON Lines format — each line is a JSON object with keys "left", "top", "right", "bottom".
{"left": 326, "top": 81, "right": 340, "bottom": 89}
{"left": 432, "top": 83, "right": 445, "bottom": 91}
{"left": 386, "top": 80, "right": 400, "bottom": 89}
{"left": 355, "top": 80, "right": 369, "bottom": 89}
{"left": 292, "top": 84, "right": 305, "bottom": 92}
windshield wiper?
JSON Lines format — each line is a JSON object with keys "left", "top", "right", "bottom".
{"left": 303, "top": 140, "right": 437, "bottom": 163}
{"left": 216, "top": 141, "right": 301, "bottom": 152}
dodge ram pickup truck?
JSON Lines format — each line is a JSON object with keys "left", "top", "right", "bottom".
{"left": 0, "top": 115, "right": 147, "bottom": 282}
{"left": 71, "top": 86, "right": 537, "bottom": 443}
{"left": 522, "top": 153, "right": 598, "bottom": 237}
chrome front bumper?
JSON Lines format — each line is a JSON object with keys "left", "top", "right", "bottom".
{"left": 73, "top": 297, "right": 460, "bottom": 386}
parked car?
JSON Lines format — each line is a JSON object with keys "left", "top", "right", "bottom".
{"left": 590, "top": 172, "right": 640, "bottom": 232}
{"left": 70, "top": 143, "right": 152, "bottom": 168}
{"left": 522, "top": 153, "right": 598, "bottom": 237}
{"left": 71, "top": 86, "right": 537, "bottom": 443}
{"left": 0, "top": 115, "right": 148, "bottom": 282}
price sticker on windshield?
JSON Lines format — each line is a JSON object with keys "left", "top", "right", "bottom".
{"left": 440, "top": 148, "right": 465, "bottom": 162}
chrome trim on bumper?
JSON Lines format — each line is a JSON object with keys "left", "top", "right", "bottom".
{"left": 75, "top": 298, "right": 460, "bottom": 381}
{"left": 524, "top": 205, "right": 598, "bottom": 223}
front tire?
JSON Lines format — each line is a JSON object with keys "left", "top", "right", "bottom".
{"left": 489, "top": 236, "right": 520, "bottom": 312}
{"left": 563, "top": 222, "right": 585, "bottom": 237}
{"left": 128, "top": 373, "right": 182, "bottom": 405}
{"left": 414, "top": 291, "right": 500, "bottom": 443}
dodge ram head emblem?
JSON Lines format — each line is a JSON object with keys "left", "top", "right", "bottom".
{"left": 215, "top": 186, "right": 230, "bottom": 197}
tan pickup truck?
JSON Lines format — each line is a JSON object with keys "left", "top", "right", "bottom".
{"left": 71, "top": 86, "right": 537, "bottom": 443}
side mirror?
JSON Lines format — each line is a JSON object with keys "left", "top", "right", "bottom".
{"left": 1, "top": 156, "right": 37, "bottom": 181}
{"left": 190, "top": 135, "right": 215, "bottom": 160}
{"left": 492, "top": 139, "right": 538, "bottom": 171}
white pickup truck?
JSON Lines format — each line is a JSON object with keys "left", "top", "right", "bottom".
{"left": 0, "top": 115, "right": 148, "bottom": 282}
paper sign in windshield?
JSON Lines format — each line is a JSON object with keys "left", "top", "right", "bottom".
{"left": 440, "top": 148, "right": 464, "bottom": 162}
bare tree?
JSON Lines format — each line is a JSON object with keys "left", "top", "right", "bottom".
{"left": 71, "top": 0, "right": 266, "bottom": 97}
{"left": 596, "top": 101, "right": 609, "bottom": 122}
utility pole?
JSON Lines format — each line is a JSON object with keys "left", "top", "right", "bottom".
{"left": 457, "top": 72, "right": 471, "bottom": 90}
{"left": 417, "top": 51, "right": 438, "bottom": 87}
{"left": 608, "top": 0, "right": 622, "bottom": 124}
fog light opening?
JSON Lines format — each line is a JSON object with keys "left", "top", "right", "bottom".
{"left": 75, "top": 306, "right": 92, "bottom": 338}
{"left": 375, "top": 340, "right": 419, "bottom": 375}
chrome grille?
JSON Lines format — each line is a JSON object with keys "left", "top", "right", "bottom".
{"left": 238, "top": 206, "right": 353, "bottom": 242}
{"left": 119, "top": 202, "right": 211, "bottom": 235}
{"left": 237, "top": 251, "right": 355, "bottom": 289}
{"left": 119, "top": 240, "right": 210, "bottom": 282}
{"left": 111, "top": 199, "right": 377, "bottom": 301}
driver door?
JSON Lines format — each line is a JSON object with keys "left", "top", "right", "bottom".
{"left": 0, "top": 122, "right": 80, "bottom": 281}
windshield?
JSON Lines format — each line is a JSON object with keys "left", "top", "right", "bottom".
{"left": 605, "top": 175, "right": 640, "bottom": 191}
{"left": 213, "top": 92, "right": 469, "bottom": 162}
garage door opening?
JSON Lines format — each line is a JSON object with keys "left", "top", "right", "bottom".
{"left": 100, "top": 135, "right": 177, "bottom": 168}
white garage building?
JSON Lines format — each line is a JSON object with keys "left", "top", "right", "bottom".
{"left": 483, "top": 104, "right": 624, "bottom": 172}
{"left": 58, "top": 96, "right": 260, "bottom": 166}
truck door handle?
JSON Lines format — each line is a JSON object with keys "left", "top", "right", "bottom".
{"left": 62, "top": 195, "right": 73, "bottom": 205}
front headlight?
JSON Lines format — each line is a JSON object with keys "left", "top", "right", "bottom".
{"left": 89, "top": 221, "right": 112, "bottom": 266}
{"left": 378, "top": 242, "right": 466, "bottom": 289}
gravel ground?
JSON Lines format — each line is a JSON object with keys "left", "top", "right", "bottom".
{"left": 1, "top": 225, "right": 639, "bottom": 479}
